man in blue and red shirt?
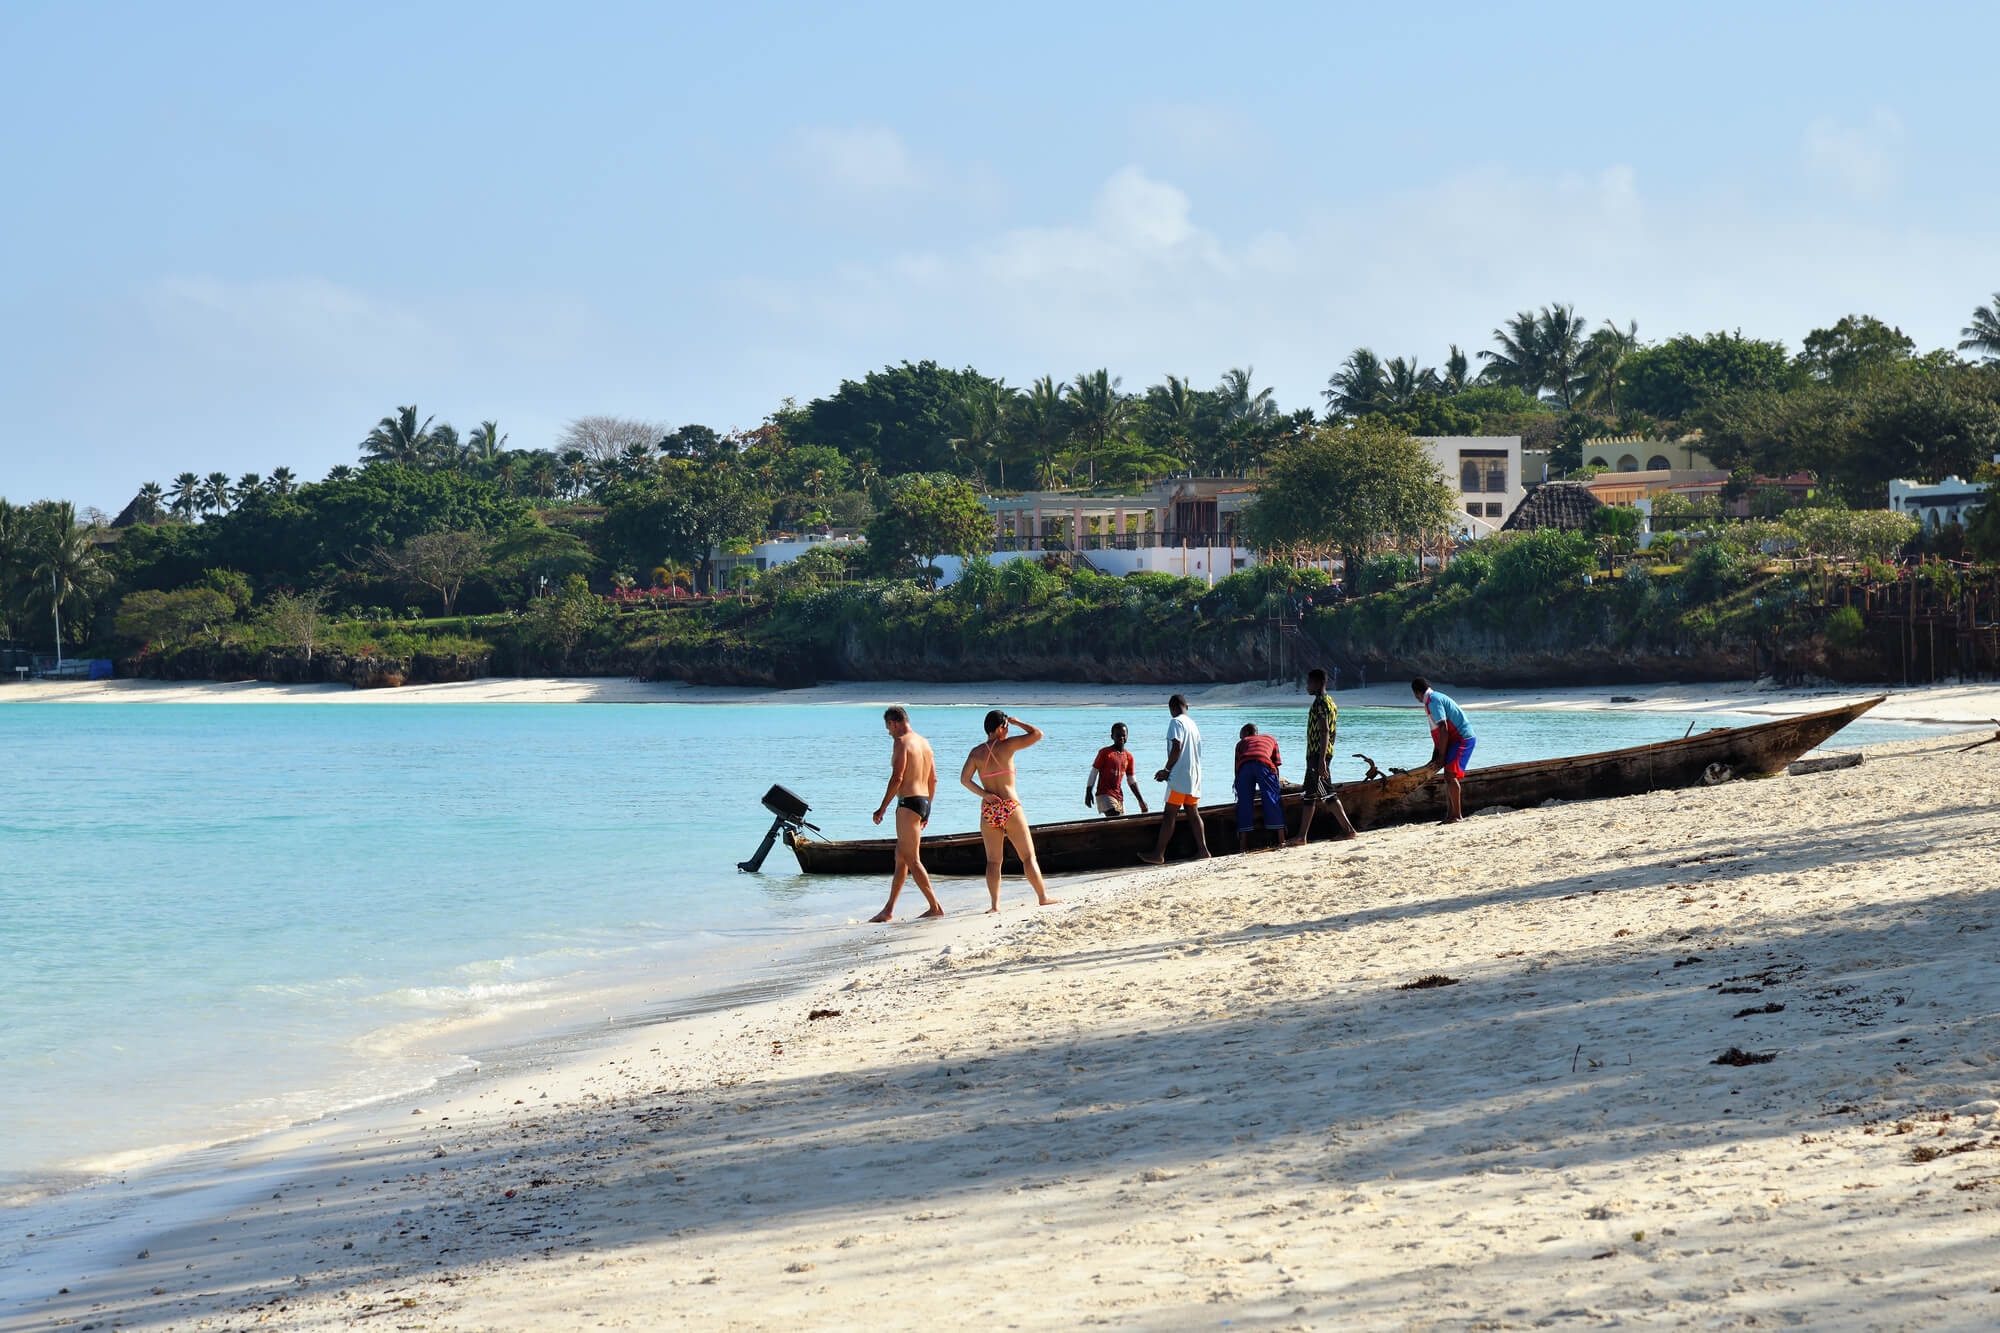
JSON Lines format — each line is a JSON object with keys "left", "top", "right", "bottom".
{"left": 1233, "top": 723, "right": 1287, "bottom": 853}
{"left": 1412, "top": 676, "right": 1475, "bottom": 824}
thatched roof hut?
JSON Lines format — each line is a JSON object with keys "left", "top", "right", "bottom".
{"left": 1501, "top": 481, "right": 1604, "bottom": 533}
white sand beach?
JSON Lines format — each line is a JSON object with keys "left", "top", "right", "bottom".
{"left": 9, "top": 725, "right": 1999, "bottom": 1331}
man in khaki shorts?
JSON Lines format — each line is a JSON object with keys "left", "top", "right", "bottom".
{"left": 870, "top": 706, "right": 944, "bottom": 921}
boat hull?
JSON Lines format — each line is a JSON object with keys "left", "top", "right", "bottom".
{"left": 786, "top": 697, "right": 1884, "bottom": 877}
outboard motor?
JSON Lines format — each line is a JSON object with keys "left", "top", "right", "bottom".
{"left": 738, "top": 784, "right": 818, "bottom": 873}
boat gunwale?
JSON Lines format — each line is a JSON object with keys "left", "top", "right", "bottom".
{"left": 789, "top": 696, "right": 1886, "bottom": 859}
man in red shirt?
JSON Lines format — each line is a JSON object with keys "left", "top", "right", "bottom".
{"left": 1233, "top": 722, "right": 1287, "bottom": 853}
{"left": 1085, "top": 722, "right": 1149, "bottom": 818}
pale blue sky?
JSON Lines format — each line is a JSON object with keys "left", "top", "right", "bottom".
{"left": 3, "top": 1, "right": 1995, "bottom": 510}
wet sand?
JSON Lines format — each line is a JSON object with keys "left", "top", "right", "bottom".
{"left": 10, "top": 726, "right": 1998, "bottom": 1331}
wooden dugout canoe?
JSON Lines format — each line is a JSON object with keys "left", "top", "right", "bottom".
{"left": 784, "top": 695, "right": 1885, "bottom": 876}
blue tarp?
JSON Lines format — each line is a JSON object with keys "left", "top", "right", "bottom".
{"left": 88, "top": 659, "right": 114, "bottom": 680}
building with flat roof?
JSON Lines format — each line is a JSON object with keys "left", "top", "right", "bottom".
{"left": 1888, "top": 476, "right": 1990, "bottom": 531}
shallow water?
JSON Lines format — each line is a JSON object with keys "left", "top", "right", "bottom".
{"left": 0, "top": 697, "right": 1941, "bottom": 1201}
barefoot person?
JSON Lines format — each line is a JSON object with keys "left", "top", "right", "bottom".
{"left": 1232, "top": 723, "right": 1287, "bottom": 854}
{"left": 960, "top": 711, "right": 1060, "bottom": 913}
{"left": 1412, "top": 676, "right": 1476, "bottom": 824}
{"left": 1297, "top": 667, "right": 1358, "bottom": 844}
{"left": 1084, "top": 722, "right": 1149, "bottom": 819}
{"left": 1139, "top": 694, "right": 1210, "bottom": 864}
{"left": 869, "top": 706, "right": 944, "bottom": 922}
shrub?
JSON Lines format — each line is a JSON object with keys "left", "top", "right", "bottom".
{"left": 1352, "top": 552, "right": 1417, "bottom": 595}
{"left": 1825, "top": 605, "right": 1866, "bottom": 650}
{"left": 1679, "top": 543, "right": 1746, "bottom": 603}
{"left": 1438, "top": 547, "right": 1493, "bottom": 591}
{"left": 995, "top": 557, "right": 1061, "bottom": 608}
{"left": 1482, "top": 529, "right": 1595, "bottom": 601}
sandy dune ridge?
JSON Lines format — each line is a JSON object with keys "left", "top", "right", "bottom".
{"left": 10, "top": 730, "right": 2000, "bottom": 1331}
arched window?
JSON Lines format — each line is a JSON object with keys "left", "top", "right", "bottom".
{"left": 1617, "top": 454, "right": 1639, "bottom": 472}
{"left": 1460, "top": 460, "right": 1479, "bottom": 492}
{"left": 1587, "top": 456, "right": 1608, "bottom": 468}
{"left": 1647, "top": 455, "right": 1670, "bottom": 471}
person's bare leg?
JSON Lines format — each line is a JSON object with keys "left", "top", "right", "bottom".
{"left": 1442, "top": 774, "right": 1463, "bottom": 824}
{"left": 900, "top": 806, "right": 943, "bottom": 917}
{"left": 1006, "top": 818, "right": 1059, "bottom": 905}
{"left": 1187, "top": 803, "right": 1211, "bottom": 858}
{"left": 869, "top": 858, "right": 904, "bottom": 923}
{"left": 980, "top": 820, "right": 1005, "bottom": 912}
{"left": 1140, "top": 805, "right": 1177, "bottom": 864}
{"left": 1328, "top": 794, "right": 1358, "bottom": 839}
{"left": 1297, "top": 798, "right": 1316, "bottom": 846}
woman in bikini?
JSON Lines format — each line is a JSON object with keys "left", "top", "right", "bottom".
{"left": 959, "top": 710, "right": 1059, "bottom": 914}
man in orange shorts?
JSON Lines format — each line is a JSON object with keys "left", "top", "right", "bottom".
{"left": 1140, "top": 693, "right": 1210, "bottom": 863}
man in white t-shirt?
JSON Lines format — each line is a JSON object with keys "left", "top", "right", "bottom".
{"left": 1139, "top": 693, "right": 1211, "bottom": 864}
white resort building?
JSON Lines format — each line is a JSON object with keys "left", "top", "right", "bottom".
{"left": 1888, "top": 476, "right": 1991, "bottom": 532}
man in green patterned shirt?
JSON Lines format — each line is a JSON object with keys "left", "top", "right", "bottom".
{"left": 1297, "top": 667, "right": 1357, "bottom": 844}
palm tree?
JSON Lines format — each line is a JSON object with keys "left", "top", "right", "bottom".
{"left": 1441, "top": 345, "right": 1471, "bottom": 393}
{"left": 468, "top": 420, "right": 508, "bottom": 461}
{"left": 202, "top": 471, "right": 233, "bottom": 516}
{"left": 526, "top": 454, "right": 556, "bottom": 500}
{"left": 1015, "top": 376, "right": 1071, "bottom": 488}
{"left": 1218, "top": 366, "right": 1276, "bottom": 425}
{"left": 134, "top": 482, "right": 167, "bottom": 524}
{"left": 1537, "top": 303, "right": 1589, "bottom": 408}
{"left": 1958, "top": 292, "right": 2000, "bottom": 363}
{"left": 0, "top": 498, "right": 24, "bottom": 638}
{"left": 360, "top": 405, "right": 436, "bottom": 466}
{"left": 1326, "top": 348, "right": 1389, "bottom": 417}
{"left": 557, "top": 450, "right": 591, "bottom": 499}
{"left": 617, "top": 441, "right": 655, "bottom": 480}
{"left": 952, "top": 380, "right": 1013, "bottom": 487}
{"left": 1066, "top": 369, "right": 1134, "bottom": 487}
{"left": 1478, "top": 310, "right": 1547, "bottom": 394}
{"left": 1576, "top": 320, "right": 1640, "bottom": 414}
{"left": 232, "top": 473, "right": 265, "bottom": 507}
{"left": 267, "top": 467, "right": 297, "bottom": 496}
{"left": 325, "top": 464, "right": 355, "bottom": 482}
{"left": 1382, "top": 356, "right": 1439, "bottom": 407}
{"left": 31, "top": 502, "right": 106, "bottom": 661}
{"left": 1145, "top": 375, "right": 1203, "bottom": 468}
{"left": 170, "top": 472, "right": 202, "bottom": 521}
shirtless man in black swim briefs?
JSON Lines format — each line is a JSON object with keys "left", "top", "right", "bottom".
{"left": 870, "top": 705, "right": 944, "bottom": 922}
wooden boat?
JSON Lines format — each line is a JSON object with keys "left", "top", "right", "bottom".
{"left": 785, "top": 696, "right": 1884, "bottom": 876}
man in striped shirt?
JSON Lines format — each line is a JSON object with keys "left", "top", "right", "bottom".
{"left": 1233, "top": 723, "right": 1286, "bottom": 853}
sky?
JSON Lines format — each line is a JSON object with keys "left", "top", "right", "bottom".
{"left": 3, "top": 0, "right": 1997, "bottom": 512}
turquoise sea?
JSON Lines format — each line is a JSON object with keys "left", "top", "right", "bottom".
{"left": 0, "top": 697, "right": 1943, "bottom": 1213}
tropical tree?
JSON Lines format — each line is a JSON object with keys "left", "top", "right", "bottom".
{"left": 951, "top": 379, "right": 1014, "bottom": 488}
{"left": 1478, "top": 310, "right": 1547, "bottom": 395}
{"left": 361, "top": 405, "right": 437, "bottom": 466}
{"left": 267, "top": 467, "right": 297, "bottom": 496}
{"left": 374, "top": 530, "right": 490, "bottom": 616}
{"left": 1537, "top": 304, "right": 1589, "bottom": 408}
{"left": 133, "top": 482, "right": 167, "bottom": 524}
{"left": 325, "top": 464, "right": 355, "bottom": 482}
{"left": 171, "top": 472, "right": 202, "bottom": 521}
{"left": 1239, "top": 417, "right": 1456, "bottom": 578}
{"left": 468, "top": 420, "right": 508, "bottom": 462}
{"left": 864, "top": 474, "right": 992, "bottom": 583}
{"left": 1576, "top": 319, "right": 1640, "bottom": 414}
{"left": 202, "top": 472, "right": 233, "bottom": 516}
{"left": 1326, "top": 348, "right": 1389, "bottom": 417}
{"left": 1013, "top": 376, "right": 1070, "bottom": 487}
{"left": 1441, "top": 345, "right": 1471, "bottom": 393}
{"left": 231, "top": 473, "right": 265, "bottom": 507}
{"left": 1957, "top": 292, "right": 2000, "bottom": 363}
{"left": 1382, "top": 357, "right": 1439, "bottom": 408}
{"left": 1798, "top": 315, "right": 1915, "bottom": 387}
{"left": 0, "top": 498, "right": 24, "bottom": 638}
{"left": 1143, "top": 375, "right": 1205, "bottom": 468}
{"left": 29, "top": 501, "right": 109, "bottom": 655}
{"left": 1066, "top": 369, "right": 1136, "bottom": 486}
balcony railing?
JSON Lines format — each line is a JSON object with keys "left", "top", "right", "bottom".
{"left": 990, "top": 530, "right": 1243, "bottom": 553}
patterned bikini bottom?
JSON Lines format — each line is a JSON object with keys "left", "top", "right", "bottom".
{"left": 981, "top": 797, "right": 1022, "bottom": 829}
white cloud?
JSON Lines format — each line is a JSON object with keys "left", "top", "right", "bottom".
{"left": 724, "top": 160, "right": 1986, "bottom": 408}
{"left": 790, "top": 125, "right": 923, "bottom": 195}
{"left": 143, "top": 275, "right": 450, "bottom": 377}
{"left": 1127, "top": 100, "right": 1261, "bottom": 168}
{"left": 1802, "top": 109, "right": 1903, "bottom": 198}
